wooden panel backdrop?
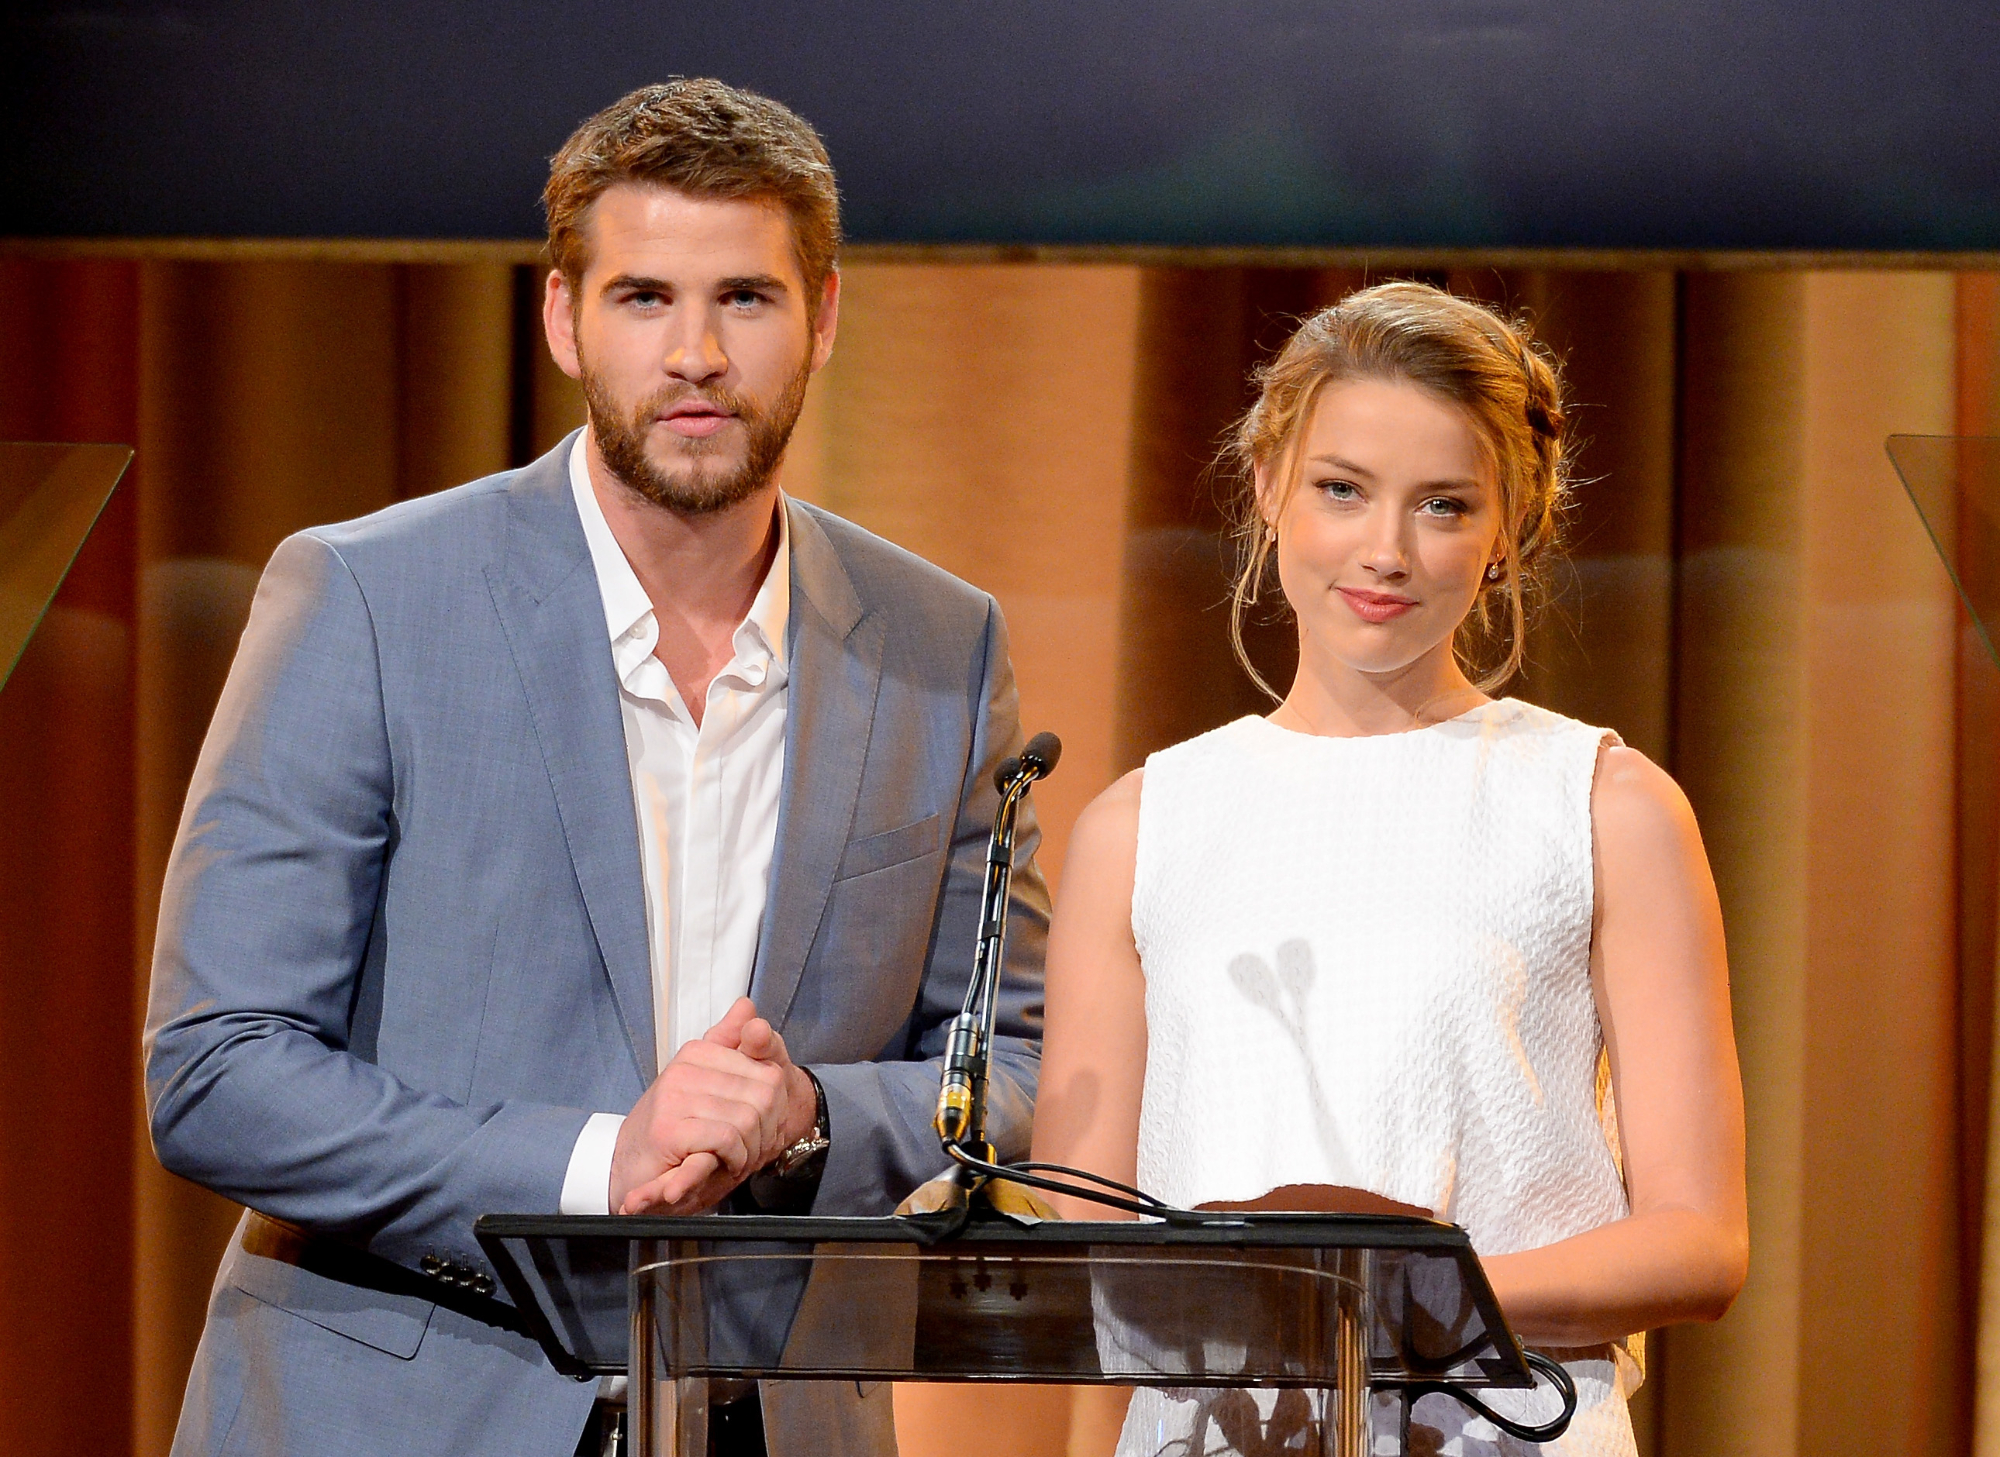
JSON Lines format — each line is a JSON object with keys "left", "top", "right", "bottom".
{"left": 0, "top": 255, "right": 1994, "bottom": 1457}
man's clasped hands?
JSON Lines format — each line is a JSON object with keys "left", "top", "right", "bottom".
{"left": 607, "top": 997, "right": 819, "bottom": 1216}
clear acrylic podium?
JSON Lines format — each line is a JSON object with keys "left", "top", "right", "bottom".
{"left": 0, "top": 442, "right": 131, "bottom": 690}
{"left": 1890, "top": 434, "right": 2000, "bottom": 666}
{"left": 477, "top": 1209, "right": 1550, "bottom": 1456}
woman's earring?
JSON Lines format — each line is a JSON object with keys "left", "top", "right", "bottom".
{"left": 1485, "top": 561, "right": 1503, "bottom": 582}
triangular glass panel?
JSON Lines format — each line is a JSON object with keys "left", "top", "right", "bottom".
{"left": 0, "top": 442, "right": 132, "bottom": 694}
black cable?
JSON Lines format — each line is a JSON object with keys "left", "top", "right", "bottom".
{"left": 932, "top": 1144, "right": 1581, "bottom": 1442}
{"left": 1392, "top": 1349, "right": 1577, "bottom": 1444}
{"left": 942, "top": 1143, "right": 1202, "bottom": 1223}
{"left": 996, "top": 1160, "right": 1172, "bottom": 1210}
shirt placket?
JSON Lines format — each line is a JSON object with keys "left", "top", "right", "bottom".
{"left": 638, "top": 758, "right": 673, "bottom": 1068}
{"left": 683, "top": 659, "right": 760, "bottom": 1044}
{"left": 626, "top": 629, "right": 688, "bottom": 1069}
{"left": 677, "top": 699, "right": 713, "bottom": 1055}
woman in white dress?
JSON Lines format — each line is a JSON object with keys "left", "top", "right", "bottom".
{"left": 1031, "top": 282, "right": 1747, "bottom": 1455}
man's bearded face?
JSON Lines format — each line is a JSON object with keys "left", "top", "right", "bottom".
{"left": 581, "top": 350, "right": 812, "bottom": 516}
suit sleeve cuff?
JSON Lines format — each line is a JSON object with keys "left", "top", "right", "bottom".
{"left": 559, "top": 1112, "right": 625, "bottom": 1215}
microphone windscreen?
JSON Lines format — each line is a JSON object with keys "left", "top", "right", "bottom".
{"left": 1022, "top": 731, "right": 1063, "bottom": 776}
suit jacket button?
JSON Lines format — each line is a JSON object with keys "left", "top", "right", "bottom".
{"left": 471, "top": 1273, "right": 495, "bottom": 1297}
{"left": 420, "top": 1254, "right": 443, "bottom": 1278}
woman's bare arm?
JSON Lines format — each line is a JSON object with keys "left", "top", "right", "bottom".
{"left": 1481, "top": 744, "right": 1749, "bottom": 1345}
{"left": 1028, "top": 769, "right": 1150, "bottom": 1221}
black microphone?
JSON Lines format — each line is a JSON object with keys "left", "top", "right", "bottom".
{"left": 937, "top": 731, "right": 1062, "bottom": 1151}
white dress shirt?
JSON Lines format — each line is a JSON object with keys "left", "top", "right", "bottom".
{"left": 558, "top": 434, "right": 792, "bottom": 1215}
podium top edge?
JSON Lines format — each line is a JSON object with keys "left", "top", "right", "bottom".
{"left": 473, "top": 1211, "right": 1469, "bottom": 1250}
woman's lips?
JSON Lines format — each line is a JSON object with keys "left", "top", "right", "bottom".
{"left": 1337, "top": 587, "right": 1417, "bottom": 623}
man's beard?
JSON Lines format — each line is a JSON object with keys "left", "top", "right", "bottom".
{"left": 581, "top": 356, "right": 811, "bottom": 516}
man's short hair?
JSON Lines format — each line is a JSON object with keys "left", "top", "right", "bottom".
{"left": 544, "top": 78, "right": 842, "bottom": 301}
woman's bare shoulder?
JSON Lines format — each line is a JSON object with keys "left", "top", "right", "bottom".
{"left": 1063, "top": 768, "right": 1145, "bottom": 886}
{"left": 1087, "top": 765, "right": 1145, "bottom": 816}
{"left": 1591, "top": 742, "right": 1704, "bottom": 860}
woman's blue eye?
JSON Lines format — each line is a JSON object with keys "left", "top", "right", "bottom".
{"left": 1319, "top": 479, "right": 1359, "bottom": 499}
{"left": 1421, "top": 497, "right": 1467, "bottom": 516}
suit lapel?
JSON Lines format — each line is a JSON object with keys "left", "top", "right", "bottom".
{"left": 484, "top": 437, "right": 657, "bottom": 1081}
{"left": 752, "top": 500, "right": 880, "bottom": 1032}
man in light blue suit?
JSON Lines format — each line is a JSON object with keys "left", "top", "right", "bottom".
{"left": 144, "top": 80, "right": 1046, "bottom": 1457}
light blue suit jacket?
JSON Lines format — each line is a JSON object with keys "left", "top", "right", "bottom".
{"left": 144, "top": 435, "right": 1048, "bottom": 1456}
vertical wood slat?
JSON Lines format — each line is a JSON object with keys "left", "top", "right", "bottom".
{"left": 1964, "top": 273, "right": 2000, "bottom": 1457}
{"left": 1669, "top": 272, "right": 1812, "bottom": 1457}
{"left": 1947, "top": 279, "right": 1999, "bottom": 1401}
{"left": 395, "top": 264, "right": 514, "bottom": 499}
{"left": 1794, "top": 274, "right": 1958, "bottom": 1457}
{"left": 0, "top": 258, "right": 142, "bottom": 1457}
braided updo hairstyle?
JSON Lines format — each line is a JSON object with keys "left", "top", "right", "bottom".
{"left": 1224, "top": 280, "right": 1570, "bottom": 695}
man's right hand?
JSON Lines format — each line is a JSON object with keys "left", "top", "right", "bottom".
{"left": 607, "top": 998, "right": 792, "bottom": 1215}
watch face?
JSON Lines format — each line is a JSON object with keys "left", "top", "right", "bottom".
{"left": 776, "top": 1137, "right": 830, "bottom": 1179}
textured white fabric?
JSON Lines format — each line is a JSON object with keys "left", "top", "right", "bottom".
{"left": 556, "top": 434, "right": 791, "bottom": 1216}
{"left": 1121, "top": 700, "right": 1637, "bottom": 1457}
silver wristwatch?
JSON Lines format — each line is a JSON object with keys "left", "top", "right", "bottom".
{"left": 773, "top": 1069, "right": 830, "bottom": 1179}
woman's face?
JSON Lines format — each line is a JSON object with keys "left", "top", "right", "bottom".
{"left": 1266, "top": 376, "right": 1502, "bottom": 684}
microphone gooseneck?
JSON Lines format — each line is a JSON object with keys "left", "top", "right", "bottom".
{"left": 934, "top": 732, "right": 1062, "bottom": 1155}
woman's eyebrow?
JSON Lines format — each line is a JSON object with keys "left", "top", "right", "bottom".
{"left": 1306, "top": 455, "right": 1482, "bottom": 493}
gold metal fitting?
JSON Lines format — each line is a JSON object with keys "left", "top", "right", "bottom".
{"left": 933, "top": 1083, "right": 973, "bottom": 1144}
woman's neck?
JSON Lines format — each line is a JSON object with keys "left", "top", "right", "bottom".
{"left": 1272, "top": 641, "right": 1490, "bottom": 738}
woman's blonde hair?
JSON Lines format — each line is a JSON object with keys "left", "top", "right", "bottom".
{"left": 1223, "top": 280, "right": 1570, "bottom": 696}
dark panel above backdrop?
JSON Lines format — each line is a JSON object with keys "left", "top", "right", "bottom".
{"left": 3, "top": 0, "right": 1999, "bottom": 250}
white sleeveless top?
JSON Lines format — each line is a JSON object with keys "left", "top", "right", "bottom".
{"left": 1121, "top": 699, "right": 1639, "bottom": 1457}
